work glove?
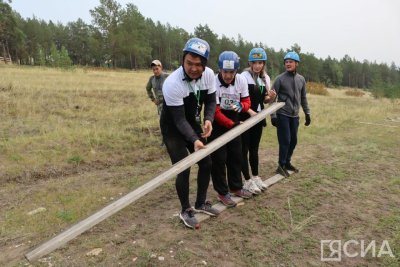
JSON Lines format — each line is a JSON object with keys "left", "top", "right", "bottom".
{"left": 305, "top": 114, "right": 311, "bottom": 126}
{"left": 271, "top": 117, "right": 278, "bottom": 127}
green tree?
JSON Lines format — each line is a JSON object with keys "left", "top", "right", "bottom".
{"left": 90, "top": 0, "right": 123, "bottom": 67}
{"left": 194, "top": 24, "right": 218, "bottom": 70}
{"left": 59, "top": 45, "right": 72, "bottom": 68}
{"left": 0, "top": 0, "right": 16, "bottom": 60}
{"left": 118, "top": 3, "right": 150, "bottom": 69}
{"left": 35, "top": 44, "right": 45, "bottom": 66}
{"left": 322, "top": 57, "right": 343, "bottom": 86}
{"left": 66, "top": 19, "right": 97, "bottom": 65}
{"left": 49, "top": 42, "right": 59, "bottom": 67}
{"left": 299, "top": 53, "right": 321, "bottom": 82}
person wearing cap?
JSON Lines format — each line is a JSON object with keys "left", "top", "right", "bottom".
{"left": 160, "top": 37, "right": 219, "bottom": 229}
{"left": 240, "top": 47, "right": 276, "bottom": 194}
{"left": 208, "top": 51, "right": 253, "bottom": 208}
{"left": 145, "top": 59, "right": 169, "bottom": 116}
{"left": 270, "top": 51, "right": 311, "bottom": 177}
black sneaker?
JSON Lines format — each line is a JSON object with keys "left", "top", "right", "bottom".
{"left": 179, "top": 208, "right": 200, "bottom": 229}
{"left": 285, "top": 163, "right": 299, "bottom": 173}
{"left": 276, "top": 165, "right": 290, "bottom": 177}
{"left": 194, "top": 201, "right": 220, "bottom": 216}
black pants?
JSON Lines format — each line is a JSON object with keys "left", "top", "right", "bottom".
{"left": 241, "top": 121, "right": 263, "bottom": 180}
{"left": 276, "top": 114, "right": 299, "bottom": 166}
{"left": 162, "top": 127, "right": 211, "bottom": 212}
{"left": 209, "top": 135, "right": 243, "bottom": 195}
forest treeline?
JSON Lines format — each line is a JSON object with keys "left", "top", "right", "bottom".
{"left": 1, "top": 0, "right": 399, "bottom": 97}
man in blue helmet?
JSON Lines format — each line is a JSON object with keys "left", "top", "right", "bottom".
{"left": 160, "top": 37, "right": 220, "bottom": 229}
{"left": 271, "top": 51, "right": 311, "bottom": 177}
{"left": 209, "top": 51, "right": 252, "bottom": 208}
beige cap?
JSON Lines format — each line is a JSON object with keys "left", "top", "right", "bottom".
{"left": 151, "top": 59, "right": 162, "bottom": 67}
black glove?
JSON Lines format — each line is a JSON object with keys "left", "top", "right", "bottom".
{"left": 271, "top": 117, "right": 278, "bottom": 127}
{"left": 305, "top": 114, "right": 311, "bottom": 126}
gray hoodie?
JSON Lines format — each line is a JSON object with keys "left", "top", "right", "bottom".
{"left": 272, "top": 71, "right": 310, "bottom": 118}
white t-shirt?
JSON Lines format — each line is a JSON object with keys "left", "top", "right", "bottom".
{"left": 163, "top": 66, "right": 216, "bottom": 106}
{"left": 241, "top": 70, "right": 271, "bottom": 90}
{"left": 241, "top": 70, "right": 271, "bottom": 111}
{"left": 215, "top": 73, "right": 249, "bottom": 110}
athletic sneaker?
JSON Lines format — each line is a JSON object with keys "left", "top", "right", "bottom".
{"left": 194, "top": 201, "right": 220, "bottom": 216}
{"left": 179, "top": 208, "right": 200, "bottom": 229}
{"left": 243, "top": 179, "right": 261, "bottom": 194}
{"left": 252, "top": 176, "right": 268, "bottom": 191}
{"left": 217, "top": 193, "right": 237, "bottom": 208}
{"left": 276, "top": 165, "right": 290, "bottom": 177}
{"left": 231, "top": 189, "right": 252, "bottom": 199}
{"left": 285, "top": 163, "right": 299, "bottom": 173}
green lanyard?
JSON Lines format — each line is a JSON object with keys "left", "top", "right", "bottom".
{"left": 256, "top": 77, "right": 265, "bottom": 94}
{"left": 186, "top": 81, "right": 201, "bottom": 105}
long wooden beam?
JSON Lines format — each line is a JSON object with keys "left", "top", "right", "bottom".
{"left": 25, "top": 102, "right": 284, "bottom": 262}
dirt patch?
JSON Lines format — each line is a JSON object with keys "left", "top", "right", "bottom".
{"left": 2, "top": 140, "right": 398, "bottom": 266}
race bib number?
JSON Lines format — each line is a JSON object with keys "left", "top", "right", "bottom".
{"left": 220, "top": 93, "right": 239, "bottom": 110}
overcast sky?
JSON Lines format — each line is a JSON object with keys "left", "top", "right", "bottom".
{"left": 10, "top": 0, "right": 400, "bottom": 66}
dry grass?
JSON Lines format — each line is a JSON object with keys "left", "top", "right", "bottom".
{"left": 345, "top": 88, "right": 366, "bottom": 97}
{"left": 307, "top": 82, "right": 329, "bottom": 96}
{"left": 0, "top": 65, "right": 161, "bottom": 181}
{"left": 1, "top": 65, "right": 399, "bottom": 266}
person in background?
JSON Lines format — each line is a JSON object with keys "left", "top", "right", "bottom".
{"left": 160, "top": 38, "right": 219, "bottom": 229}
{"left": 145, "top": 59, "right": 169, "bottom": 146}
{"left": 146, "top": 59, "right": 169, "bottom": 115}
{"left": 240, "top": 48, "right": 276, "bottom": 194}
{"left": 209, "top": 51, "right": 253, "bottom": 208}
{"left": 271, "top": 51, "right": 311, "bottom": 177}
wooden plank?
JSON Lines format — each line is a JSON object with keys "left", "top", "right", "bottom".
{"left": 195, "top": 171, "right": 290, "bottom": 223}
{"left": 25, "top": 102, "right": 284, "bottom": 262}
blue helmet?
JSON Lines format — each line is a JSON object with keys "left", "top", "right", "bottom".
{"left": 183, "top": 37, "right": 210, "bottom": 60}
{"left": 248, "top": 48, "right": 267, "bottom": 62}
{"left": 218, "top": 51, "right": 240, "bottom": 71}
{"left": 284, "top": 51, "right": 300, "bottom": 62}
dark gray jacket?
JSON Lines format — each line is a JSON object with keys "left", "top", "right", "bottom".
{"left": 272, "top": 71, "right": 310, "bottom": 117}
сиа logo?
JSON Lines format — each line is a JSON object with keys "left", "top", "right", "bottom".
{"left": 320, "top": 240, "right": 395, "bottom": 262}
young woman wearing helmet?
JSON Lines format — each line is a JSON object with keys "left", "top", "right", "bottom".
{"left": 160, "top": 37, "right": 220, "bottom": 229}
{"left": 240, "top": 48, "right": 276, "bottom": 194}
{"left": 270, "top": 51, "right": 311, "bottom": 177}
{"left": 209, "top": 51, "right": 253, "bottom": 208}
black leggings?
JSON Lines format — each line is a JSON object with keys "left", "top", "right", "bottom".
{"left": 241, "top": 121, "right": 263, "bottom": 180}
{"left": 162, "top": 128, "right": 211, "bottom": 212}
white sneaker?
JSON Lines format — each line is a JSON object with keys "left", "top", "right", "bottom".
{"left": 252, "top": 176, "right": 267, "bottom": 191}
{"left": 243, "top": 179, "right": 261, "bottom": 195}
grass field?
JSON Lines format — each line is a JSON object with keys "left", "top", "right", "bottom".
{"left": 1, "top": 65, "right": 399, "bottom": 266}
